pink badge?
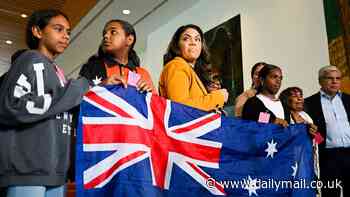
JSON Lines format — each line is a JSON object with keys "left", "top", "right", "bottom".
{"left": 127, "top": 71, "right": 141, "bottom": 86}
{"left": 258, "top": 112, "right": 270, "bottom": 123}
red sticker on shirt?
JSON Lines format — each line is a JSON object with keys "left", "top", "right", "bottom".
{"left": 314, "top": 132, "right": 324, "bottom": 145}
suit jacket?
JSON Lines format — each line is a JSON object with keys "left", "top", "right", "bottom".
{"left": 159, "top": 57, "right": 224, "bottom": 111}
{"left": 304, "top": 92, "right": 350, "bottom": 148}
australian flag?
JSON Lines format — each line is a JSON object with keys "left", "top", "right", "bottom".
{"left": 76, "top": 85, "right": 316, "bottom": 197}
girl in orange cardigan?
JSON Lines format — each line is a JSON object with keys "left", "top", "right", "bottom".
{"left": 80, "top": 19, "right": 155, "bottom": 92}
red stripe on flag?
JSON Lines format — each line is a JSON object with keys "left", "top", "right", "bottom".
{"left": 173, "top": 113, "right": 221, "bottom": 134}
{"left": 83, "top": 124, "right": 221, "bottom": 163}
{"left": 188, "top": 162, "right": 226, "bottom": 195}
{"left": 83, "top": 124, "right": 152, "bottom": 146}
{"left": 84, "top": 151, "right": 147, "bottom": 189}
{"left": 85, "top": 91, "right": 132, "bottom": 118}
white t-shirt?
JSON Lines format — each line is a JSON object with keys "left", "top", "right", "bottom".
{"left": 290, "top": 111, "right": 314, "bottom": 124}
{"left": 256, "top": 94, "right": 285, "bottom": 119}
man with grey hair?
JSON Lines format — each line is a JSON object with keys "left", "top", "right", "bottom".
{"left": 305, "top": 65, "right": 350, "bottom": 197}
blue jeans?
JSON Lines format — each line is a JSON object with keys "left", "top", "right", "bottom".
{"left": 6, "top": 185, "right": 65, "bottom": 197}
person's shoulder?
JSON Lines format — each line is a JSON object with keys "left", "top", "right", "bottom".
{"left": 300, "top": 111, "right": 314, "bottom": 124}
{"left": 235, "top": 90, "right": 252, "bottom": 104}
{"left": 304, "top": 92, "right": 320, "bottom": 111}
{"left": 243, "top": 88, "right": 257, "bottom": 98}
{"left": 136, "top": 66, "right": 150, "bottom": 73}
{"left": 135, "top": 66, "right": 153, "bottom": 79}
{"left": 341, "top": 92, "right": 350, "bottom": 101}
{"left": 82, "top": 55, "right": 102, "bottom": 68}
{"left": 79, "top": 55, "right": 104, "bottom": 77}
{"left": 342, "top": 92, "right": 350, "bottom": 97}
{"left": 305, "top": 92, "right": 320, "bottom": 100}
{"left": 245, "top": 95, "right": 260, "bottom": 105}
{"left": 235, "top": 92, "right": 246, "bottom": 102}
{"left": 164, "top": 57, "right": 189, "bottom": 71}
{"left": 16, "top": 50, "right": 45, "bottom": 62}
{"left": 19, "top": 50, "right": 38, "bottom": 57}
{"left": 11, "top": 50, "right": 51, "bottom": 71}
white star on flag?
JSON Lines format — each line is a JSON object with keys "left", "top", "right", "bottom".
{"left": 265, "top": 139, "right": 278, "bottom": 158}
{"left": 291, "top": 162, "right": 298, "bottom": 178}
{"left": 244, "top": 175, "right": 259, "bottom": 196}
{"left": 93, "top": 76, "right": 102, "bottom": 85}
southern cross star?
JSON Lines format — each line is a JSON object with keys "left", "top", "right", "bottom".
{"left": 244, "top": 175, "right": 260, "bottom": 196}
{"left": 265, "top": 139, "right": 278, "bottom": 158}
{"left": 93, "top": 76, "right": 102, "bottom": 85}
{"left": 291, "top": 162, "right": 298, "bottom": 178}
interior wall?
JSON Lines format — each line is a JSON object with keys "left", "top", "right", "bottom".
{"left": 144, "top": 0, "right": 329, "bottom": 96}
{"left": 56, "top": 0, "right": 199, "bottom": 77}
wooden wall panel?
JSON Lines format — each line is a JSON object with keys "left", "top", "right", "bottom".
{"left": 0, "top": 0, "right": 97, "bottom": 73}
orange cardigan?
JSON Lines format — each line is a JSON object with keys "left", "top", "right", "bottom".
{"left": 159, "top": 57, "right": 224, "bottom": 111}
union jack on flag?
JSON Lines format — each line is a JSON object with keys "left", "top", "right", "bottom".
{"left": 76, "top": 85, "right": 315, "bottom": 197}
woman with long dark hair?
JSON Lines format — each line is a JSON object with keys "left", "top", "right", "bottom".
{"left": 159, "top": 24, "right": 228, "bottom": 111}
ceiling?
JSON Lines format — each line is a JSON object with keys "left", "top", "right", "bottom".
{"left": 0, "top": 0, "right": 199, "bottom": 76}
{"left": 0, "top": 0, "right": 98, "bottom": 75}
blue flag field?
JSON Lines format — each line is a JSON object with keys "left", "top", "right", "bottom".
{"left": 76, "top": 85, "right": 315, "bottom": 196}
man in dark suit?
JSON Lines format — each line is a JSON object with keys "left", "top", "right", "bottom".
{"left": 305, "top": 65, "right": 350, "bottom": 197}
